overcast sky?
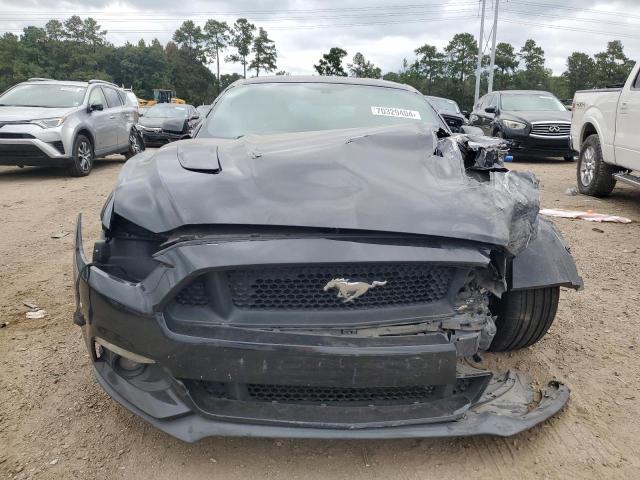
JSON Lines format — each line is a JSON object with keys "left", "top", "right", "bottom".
{"left": 1, "top": 0, "right": 638, "bottom": 77}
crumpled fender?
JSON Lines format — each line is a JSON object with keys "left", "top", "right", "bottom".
{"left": 510, "top": 218, "right": 583, "bottom": 291}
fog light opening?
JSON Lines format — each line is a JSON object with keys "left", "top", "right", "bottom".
{"left": 116, "top": 356, "right": 146, "bottom": 377}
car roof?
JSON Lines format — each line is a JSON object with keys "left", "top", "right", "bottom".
{"left": 494, "top": 90, "right": 554, "bottom": 95}
{"left": 23, "top": 80, "right": 90, "bottom": 87}
{"left": 230, "top": 75, "right": 420, "bottom": 94}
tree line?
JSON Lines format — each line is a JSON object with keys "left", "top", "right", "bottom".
{"left": 0, "top": 16, "right": 278, "bottom": 105}
{"left": 313, "top": 35, "right": 635, "bottom": 110}
{"left": 0, "top": 16, "right": 635, "bottom": 109}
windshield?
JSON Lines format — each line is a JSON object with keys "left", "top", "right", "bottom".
{"left": 500, "top": 93, "right": 566, "bottom": 112}
{"left": 198, "top": 83, "right": 445, "bottom": 139}
{"left": 427, "top": 96, "right": 461, "bottom": 114}
{"left": 0, "top": 83, "right": 86, "bottom": 108}
{"left": 145, "top": 104, "right": 189, "bottom": 118}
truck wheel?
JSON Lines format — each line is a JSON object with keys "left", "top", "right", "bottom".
{"left": 67, "top": 134, "right": 94, "bottom": 177}
{"left": 488, "top": 287, "right": 559, "bottom": 352}
{"left": 577, "top": 134, "right": 616, "bottom": 196}
{"left": 124, "top": 130, "right": 144, "bottom": 160}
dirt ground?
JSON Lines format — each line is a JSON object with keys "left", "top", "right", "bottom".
{"left": 1, "top": 153, "right": 639, "bottom": 480}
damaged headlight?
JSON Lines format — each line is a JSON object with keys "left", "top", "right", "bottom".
{"left": 502, "top": 120, "right": 526, "bottom": 130}
{"left": 30, "top": 117, "right": 66, "bottom": 129}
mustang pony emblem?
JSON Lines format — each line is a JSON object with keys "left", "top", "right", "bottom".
{"left": 323, "top": 278, "right": 388, "bottom": 303}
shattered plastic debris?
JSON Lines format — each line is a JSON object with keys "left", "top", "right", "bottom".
{"left": 22, "top": 300, "right": 38, "bottom": 310}
{"left": 540, "top": 208, "right": 631, "bottom": 224}
{"left": 564, "top": 187, "right": 578, "bottom": 196}
{"left": 26, "top": 309, "right": 47, "bottom": 319}
{"left": 50, "top": 231, "right": 70, "bottom": 239}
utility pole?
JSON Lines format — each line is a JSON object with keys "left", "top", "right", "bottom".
{"left": 487, "top": 0, "right": 500, "bottom": 93}
{"left": 474, "top": 0, "right": 487, "bottom": 106}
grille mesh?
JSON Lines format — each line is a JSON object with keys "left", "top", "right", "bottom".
{"left": 226, "top": 263, "right": 454, "bottom": 310}
{"left": 247, "top": 383, "right": 437, "bottom": 404}
{"left": 530, "top": 123, "right": 570, "bottom": 137}
{"left": 175, "top": 279, "right": 208, "bottom": 305}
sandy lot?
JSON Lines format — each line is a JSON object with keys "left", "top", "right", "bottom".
{"left": 1, "top": 154, "right": 639, "bottom": 480}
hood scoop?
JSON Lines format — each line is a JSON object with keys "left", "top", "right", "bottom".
{"left": 177, "top": 143, "right": 222, "bottom": 173}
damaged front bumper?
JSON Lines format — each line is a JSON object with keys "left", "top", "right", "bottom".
{"left": 73, "top": 216, "right": 569, "bottom": 442}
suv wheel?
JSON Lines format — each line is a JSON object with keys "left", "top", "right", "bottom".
{"left": 577, "top": 134, "right": 616, "bottom": 196}
{"left": 67, "top": 134, "right": 94, "bottom": 177}
{"left": 124, "top": 130, "right": 144, "bottom": 160}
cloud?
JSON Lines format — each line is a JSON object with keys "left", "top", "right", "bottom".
{"left": 1, "top": 0, "right": 638, "bottom": 76}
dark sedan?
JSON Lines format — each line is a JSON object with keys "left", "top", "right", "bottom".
{"left": 137, "top": 103, "right": 200, "bottom": 146}
{"left": 425, "top": 95, "right": 467, "bottom": 132}
{"left": 469, "top": 90, "right": 576, "bottom": 161}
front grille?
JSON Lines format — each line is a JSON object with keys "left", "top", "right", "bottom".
{"left": 175, "top": 278, "right": 208, "bottom": 305}
{"left": 0, "top": 144, "right": 47, "bottom": 159}
{"left": 530, "top": 123, "right": 570, "bottom": 137}
{"left": 185, "top": 378, "right": 477, "bottom": 407}
{"left": 225, "top": 263, "right": 454, "bottom": 310}
{"left": 247, "top": 383, "right": 437, "bottom": 404}
{"left": 0, "top": 132, "right": 35, "bottom": 139}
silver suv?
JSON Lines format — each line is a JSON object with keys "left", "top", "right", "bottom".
{"left": 0, "top": 78, "right": 144, "bottom": 176}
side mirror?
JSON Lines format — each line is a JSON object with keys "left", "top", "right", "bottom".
{"left": 88, "top": 103, "right": 104, "bottom": 112}
{"left": 462, "top": 110, "right": 469, "bottom": 118}
{"left": 484, "top": 107, "right": 496, "bottom": 114}
{"left": 191, "top": 114, "right": 200, "bottom": 121}
{"left": 460, "top": 125, "right": 485, "bottom": 136}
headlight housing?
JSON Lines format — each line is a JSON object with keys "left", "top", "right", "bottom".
{"left": 502, "top": 120, "right": 526, "bottom": 130}
{"left": 31, "top": 117, "right": 66, "bottom": 129}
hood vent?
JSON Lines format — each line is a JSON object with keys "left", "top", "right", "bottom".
{"left": 177, "top": 143, "right": 222, "bottom": 174}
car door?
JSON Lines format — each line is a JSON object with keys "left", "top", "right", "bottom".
{"left": 614, "top": 69, "right": 640, "bottom": 170}
{"left": 86, "top": 86, "right": 114, "bottom": 154}
{"left": 468, "top": 95, "right": 486, "bottom": 129}
{"left": 481, "top": 93, "right": 498, "bottom": 135}
{"left": 102, "top": 87, "right": 129, "bottom": 151}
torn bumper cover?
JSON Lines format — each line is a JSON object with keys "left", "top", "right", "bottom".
{"left": 74, "top": 214, "right": 570, "bottom": 442}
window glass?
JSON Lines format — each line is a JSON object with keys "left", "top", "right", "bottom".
{"left": 103, "top": 87, "right": 123, "bottom": 108}
{"left": 500, "top": 93, "right": 566, "bottom": 111}
{"left": 88, "top": 87, "right": 107, "bottom": 108}
{"left": 633, "top": 70, "right": 640, "bottom": 89}
{"left": 198, "top": 83, "right": 445, "bottom": 139}
{"left": 487, "top": 94, "right": 498, "bottom": 108}
{"left": 0, "top": 83, "right": 86, "bottom": 108}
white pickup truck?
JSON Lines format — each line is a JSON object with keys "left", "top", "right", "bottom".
{"left": 571, "top": 62, "right": 640, "bottom": 196}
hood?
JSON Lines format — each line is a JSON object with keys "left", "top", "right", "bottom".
{"left": 0, "top": 106, "right": 77, "bottom": 122}
{"left": 110, "top": 123, "right": 539, "bottom": 254}
{"left": 500, "top": 110, "right": 571, "bottom": 124}
{"left": 139, "top": 116, "right": 186, "bottom": 132}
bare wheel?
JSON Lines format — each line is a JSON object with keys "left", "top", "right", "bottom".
{"left": 576, "top": 134, "right": 616, "bottom": 197}
{"left": 67, "top": 134, "right": 94, "bottom": 177}
{"left": 488, "top": 287, "right": 559, "bottom": 352}
{"left": 124, "top": 130, "right": 144, "bottom": 160}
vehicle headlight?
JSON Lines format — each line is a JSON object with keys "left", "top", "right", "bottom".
{"left": 31, "top": 117, "right": 66, "bottom": 129}
{"left": 502, "top": 120, "right": 526, "bottom": 130}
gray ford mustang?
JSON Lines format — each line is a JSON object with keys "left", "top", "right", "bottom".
{"left": 73, "top": 76, "right": 582, "bottom": 442}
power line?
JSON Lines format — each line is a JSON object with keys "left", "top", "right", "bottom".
{"left": 500, "top": 17, "right": 639, "bottom": 39}
{"left": 0, "top": 7, "right": 481, "bottom": 24}
{"left": 1, "top": 14, "right": 483, "bottom": 34}
{"left": 0, "top": 1, "right": 480, "bottom": 17}
{"left": 507, "top": 0, "right": 640, "bottom": 21}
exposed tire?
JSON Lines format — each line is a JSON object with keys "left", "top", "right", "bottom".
{"left": 67, "top": 134, "right": 94, "bottom": 177}
{"left": 124, "top": 129, "right": 144, "bottom": 160}
{"left": 488, "top": 287, "right": 559, "bottom": 352}
{"left": 577, "top": 134, "right": 617, "bottom": 196}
